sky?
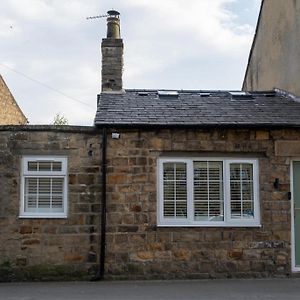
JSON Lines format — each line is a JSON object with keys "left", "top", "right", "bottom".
{"left": 0, "top": 0, "right": 261, "bottom": 125}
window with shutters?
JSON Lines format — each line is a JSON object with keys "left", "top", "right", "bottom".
{"left": 20, "top": 156, "right": 68, "bottom": 218}
{"left": 157, "top": 158, "right": 260, "bottom": 227}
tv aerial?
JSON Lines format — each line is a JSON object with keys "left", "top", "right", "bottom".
{"left": 86, "top": 10, "right": 120, "bottom": 20}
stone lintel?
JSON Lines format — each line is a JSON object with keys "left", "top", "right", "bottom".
{"left": 275, "top": 140, "right": 300, "bottom": 156}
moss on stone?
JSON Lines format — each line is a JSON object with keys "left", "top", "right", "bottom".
{"left": 126, "top": 263, "right": 144, "bottom": 275}
{"left": 0, "top": 264, "right": 92, "bottom": 282}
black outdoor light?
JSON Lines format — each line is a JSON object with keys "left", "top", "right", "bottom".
{"left": 88, "top": 144, "right": 93, "bottom": 157}
{"left": 273, "top": 178, "right": 280, "bottom": 189}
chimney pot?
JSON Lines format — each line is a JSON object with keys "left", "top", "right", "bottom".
{"left": 106, "top": 10, "right": 121, "bottom": 39}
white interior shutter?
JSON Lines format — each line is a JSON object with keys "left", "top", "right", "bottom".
{"left": 163, "top": 162, "right": 187, "bottom": 219}
{"left": 194, "top": 161, "right": 223, "bottom": 221}
{"left": 230, "top": 163, "right": 254, "bottom": 219}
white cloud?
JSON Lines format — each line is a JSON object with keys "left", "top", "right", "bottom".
{"left": 121, "top": 0, "right": 256, "bottom": 89}
{"left": 123, "top": 0, "right": 253, "bottom": 51}
{"left": 0, "top": 0, "right": 260, "bottom": 125}
{"left": 4, "top": 0, "right": 99, "bottom": 27}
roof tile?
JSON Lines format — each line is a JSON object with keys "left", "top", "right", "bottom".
{"left": 94, "top": 90, "right": 300, "bottom": 127}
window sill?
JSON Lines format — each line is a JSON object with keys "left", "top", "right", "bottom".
{"left": 19, "top": 214, "right": 68, "bottom": 219}
{"left": 157, "top": 223, "right": 262, "bottom": 228}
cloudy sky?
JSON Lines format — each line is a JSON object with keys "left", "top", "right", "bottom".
{"left": 0, "top": 0, "right": 261, "bottom": 125}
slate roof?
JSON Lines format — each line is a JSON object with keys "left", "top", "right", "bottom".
{"left": 94, "top": 89, "right": 300, "bottom": 128}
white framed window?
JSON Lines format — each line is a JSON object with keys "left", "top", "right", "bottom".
{"left": 157, "top": 158, "right": 260, "bottom": 227}
{"left": 20, "top": 156, "right": 68, "bottom": 218}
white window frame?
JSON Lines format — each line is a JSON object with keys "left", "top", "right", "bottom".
{"left": 157, "top": 157, "right": 260, "bottom": 227}
{"left": 20, "top": 156, "right": 68, "bottom": 218}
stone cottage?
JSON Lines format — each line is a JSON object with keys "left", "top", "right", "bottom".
{"left": 1, "top": 9, "right": 300, "bottom": 281}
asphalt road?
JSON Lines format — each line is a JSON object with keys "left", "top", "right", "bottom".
{"left": 0, "top": 278, "right": 300, "bottom": 300}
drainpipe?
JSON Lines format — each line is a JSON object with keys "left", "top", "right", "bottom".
{"left": 93, "top": 127, "right": 107, "bottom": 280}
{"left": 99, "top": 127, "right": 107, "bottom": 279}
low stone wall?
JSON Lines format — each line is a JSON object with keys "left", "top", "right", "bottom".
{"left": 0, "top": 126, "right": 101, "bottom": 281}
{"left": 105, "top": 128, "right": 294, "bottom": 279}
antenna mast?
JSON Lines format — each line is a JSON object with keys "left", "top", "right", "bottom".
{"left": 86, "top": 10, "right": 120, "bottom": 20}
{"left": 86, "top": 14, "right": 108, "bottom": 20}
{"left": 87, "top": 10, "right": 121, "bottom": 39}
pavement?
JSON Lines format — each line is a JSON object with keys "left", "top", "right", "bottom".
{"left": 0, "top": 278, "right": 300, "bottom": 300}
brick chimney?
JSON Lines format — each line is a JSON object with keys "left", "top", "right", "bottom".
{"left": 101, "top": 10, "right": 124, "bottom": 93}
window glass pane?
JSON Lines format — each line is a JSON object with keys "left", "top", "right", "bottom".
{"left": 176, "top": 164, "right": 186, "bottom": 181}
{"left": 230, "top": 182, "right": 241, "bottom": 201}
{"left": 38, "top": 195, "right": 51, "bottom": 208}
{"left": 209, "top": 182, "right": 222, "bottom": 201}
{"left": 194, "top": 202, "right": 208, "bottom": 219}
{"left": 52, "top": 178, "right": 64, "bottom": 193}
{"left": 52, "top": 162, "right": 62, "bottom": 171}
{"left": 26, "top": 178, "right": 38, "bottom": 194}
{"left": 52, "top": 196, "right": 63, "bottom": 209}
{"left": 24, "top": 177, "right": 64, "bottom": 213}
{"left": 28, "top": 162, "right": 38, "bottom": 171}
{"left": 194, "top": 162, "right": 207, "bottom": 181}
{"left": 230, "top": 164, "right": 240, "bottom": 180}
{"left": 25, "top": 195, "right": 37, "bottom": 211}
{"left": 38, "top": 161, "right": 52, "bottom": 171}
{"left": 163, "top": 163, "right": 175, "bottom": 181}
{"left": 27, "top": 160, "right": 62, "bottom": 172}
{"left": 194, "top": 161, "right": 223, "bottom": 221}
{"left": 38, "top": 178, "right": 51, "bottom": 193}
{"left": 210, "top": 201, "right": 223, "bottom": 221}
{"left": 242, "top": 201, "right": 254, "bottom": 218}
{"left": 231, "top": 201, "right": 242, "bottom": 218}
{"left": 163, "top": 162, "right": 187, "bottom": 219}
{"left": 51, "top": 179, "right": 64, "bottom": 211}
{"left": 176, "top": 201, "right": 187, "bottom": 218}
{"left": 164, "top": 201, "right": 175, "bottom": 217}
{"left": 242, "top": 182, "right": 253, "bottom": 201}
{"left": 194, "top": 181, "right": 207, "bottom": 201}
{"left": 209, "top": 162, "right": 222, "bottom": 180}
{"left": 25, "top": 178, "right": 36, "bottom": 212}
{"left": 230, "top": 163, "right": 254, "bottom": 220}
{"left": 242, "top": 164, "right": 253, "bottom": 181}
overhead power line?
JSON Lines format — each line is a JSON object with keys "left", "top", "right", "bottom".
{"left": 0, "top": 62, "right": 95, "bottom": 109}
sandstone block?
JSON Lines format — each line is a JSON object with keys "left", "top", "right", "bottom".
{"left": 228, "top": 249, "right": 243, "bottom": 260}
{"left": 137, "top": 251, "right": 154, "bottom": 261}
{"left": 19, "top": 226, "right": 32, "bottom": 235}
{"left": 64, "top": 254, "right": 83, "bottom": 262}
{"left": 256, "top": 131, "right": 270, "bottom": 140}
{"left": 173, "top": 249, "right": 191, "bottom": 261}
{"left": 22, "top": 239, "right": 40, "bottom": 245}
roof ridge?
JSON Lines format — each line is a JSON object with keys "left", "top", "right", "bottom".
{"left": 123, "top": 89, "right": 276, "bottom": 94}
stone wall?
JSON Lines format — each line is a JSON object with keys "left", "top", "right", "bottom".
{"left": 0, "top": 126, "right": 101, "bottom": 281}
{"left": 243, "top": 0, "right": 300, "bottom": 95}
{"left": 105, "top": 128, "right": 295, "bottom": 279}
{"left": 0, "top": 76, "right": 27, "bottom": 125}
{"left": 0, "top": 125, "right": 298, "bottom": 281}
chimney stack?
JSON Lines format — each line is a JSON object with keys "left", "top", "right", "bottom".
{"left": 101, "top": 10, "right": 124, "bottom": 93}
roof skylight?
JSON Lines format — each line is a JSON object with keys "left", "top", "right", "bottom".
{"left": 158, "top": 90, "right": 179, "bottom": 97}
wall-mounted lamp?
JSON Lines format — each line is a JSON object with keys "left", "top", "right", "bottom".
{"left": 273, "top": 178, "right": 280, "bottom": 190}
{"left": 88, "top": 143, "right": 93, "bottom": 157}
{"left": 112, "top": 132, "right": 120, "bottom": 139}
